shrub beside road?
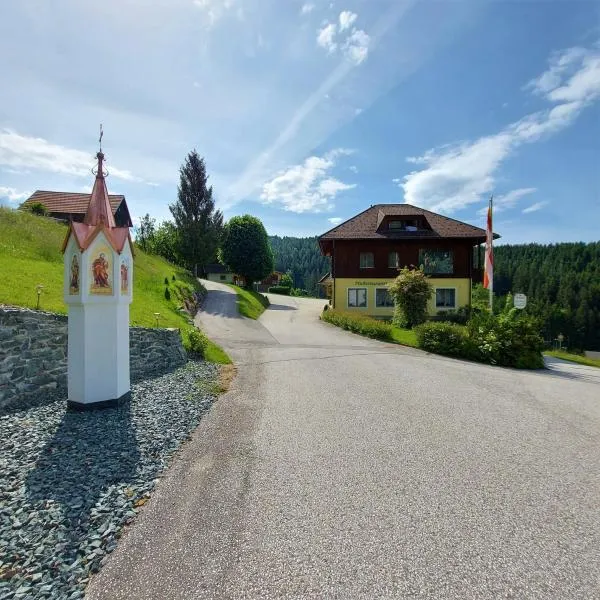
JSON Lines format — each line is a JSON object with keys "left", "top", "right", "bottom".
{"left": 322, "top": 308, "right": 544, "bottom": 369}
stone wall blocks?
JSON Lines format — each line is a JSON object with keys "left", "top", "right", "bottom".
{"left": 1, "top": 308, "right": 188, "bottom": 410}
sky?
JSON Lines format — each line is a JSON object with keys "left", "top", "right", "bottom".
{"left": 0, "top": 0, "right": 599, "bottom": 244}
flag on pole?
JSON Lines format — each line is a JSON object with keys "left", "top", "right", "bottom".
{"left": 483, "top": 196, "right": 494, "bottom": 302}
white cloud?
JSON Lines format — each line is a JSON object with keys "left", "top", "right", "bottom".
{"left": 328, "top": 217, "right": 343, "bottom": 225}
{"left": 260, "top": 149, "right": 355, "bottom": 213}
{"left": 317, "top": 23, "right": 338, "bottom": 53}
{"left": 348, "top": 165, "right": 358, "bottom": 173}
{"left": 229, "top": 1, "right": 415, "bottom": 205}
{"left": 477, "top": 188, "right": 536, "bottom": 216}
{"left": 193, "top": 0, "right": 239, "bottom": 28}
{"left": 0, "top": 129, "right": 141, "bottom": 182}
{"left": 316, "top": 13, "right": 370, "bottom": 65}
{"left": 399, "top": 43, "right": 600, "bottom": 213}
{"left": 343, "top": 28, "right": 370, "bottom": 65}
{"left": 0, "top": 186, "right": 29, "bottom": 207}
{"left": 339, "top": 11, "right": 357, "bottom": 32}
{"left": 522, "top": 201, "right": 548, "bottom": 214}
{"left": 525, "top": 47, "right": 587, "bottom": 95}
{"left": 300, "top": 3, "right": 315, "bottom": 15}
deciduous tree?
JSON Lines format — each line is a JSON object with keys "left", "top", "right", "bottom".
{"left": 135, "top": 213, "right": 156, "bottom": 252}
{"left": 388, "top": 267, "right": 433, "bottom": 328}
{"left": 220, "top": 215, "right": 273, "bottom": 287}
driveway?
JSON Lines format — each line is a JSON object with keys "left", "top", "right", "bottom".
{"left": 87, "top": 281, "right": 600, "bottom": 599}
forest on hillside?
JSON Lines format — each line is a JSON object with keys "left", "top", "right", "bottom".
{"left": 270, "top": 238, "right": 600, "bottom": 351}
{"left": 269, "top": 236, "right": 330, "bottom": 297}
{"left": 493, "top": 243, "right": 600, "bottom": 350}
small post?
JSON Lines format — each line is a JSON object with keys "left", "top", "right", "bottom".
{"left": 35, "top": 284, "right": 44, "bottom": 310}
{"left": 154, "top": 312, "right": 161, "bottom": 327}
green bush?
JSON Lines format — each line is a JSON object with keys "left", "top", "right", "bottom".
{"left": 164, "top": 277, "right": 170, "bottom": 286}
{"left": 164, "top": 287, "right": 171, "bottom": 301}
{"left": 279, "top": 272, "right": 294, "bottom": 288}
{"left": 467, "top": 310, "right": 544, "bottom": 368}
{"left": 415, "top": 310, "right": 544, "bottom": 368}
{"left": 321, "top": 310, "right": 392, "bottom": 341}
{"left": 268, "top": 285, "right": 291, "bottom": 295}
{"left": 388, "top": 267, "right": 433, "bottom": 328}
{"left": 27, "top": 202, "right": 49, "bottom": 216}
{"left": 434, "top": 307, "right": 471, "bottom": 325}
{"left": 414, "top": 322, "right": 470, "bottom": 357}
{"left": 184, "top": 329, "right": 209, "bottom": 357}
{"left": 290, "top": 288, "right": 309, "bottom": 297}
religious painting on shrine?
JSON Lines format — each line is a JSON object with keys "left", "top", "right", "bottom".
{"left": 69, "top": 253, "right": 80, "bottom": 295}
{"left": 120, "top": 257, "right": 130, "bottom": 294}
{"left": 89, "top": 245, "right": 113, "bottom": 295}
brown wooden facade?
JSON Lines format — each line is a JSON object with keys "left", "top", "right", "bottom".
{"left": 328, "top": 238, "right": 483, "bottom": 280}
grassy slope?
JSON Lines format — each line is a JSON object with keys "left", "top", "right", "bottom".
{"left": 545, "top": 350, "right": 600, "bottom": 369}
{"left": 228, "top": 284, "right": 269, "bottom": 320}
{"left": 1, "top": 208, "right": 196, "bottom": 331}
{"left": 203, "top": 339, "right": 232, "bottom": 364}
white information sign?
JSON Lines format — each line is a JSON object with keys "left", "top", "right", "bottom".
{"left": 514, "top": 293, "right": 527, "bottom": 309}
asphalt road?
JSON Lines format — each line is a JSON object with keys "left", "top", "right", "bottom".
{"left": 87, "top": 281, "right": 600, "bottom": 599}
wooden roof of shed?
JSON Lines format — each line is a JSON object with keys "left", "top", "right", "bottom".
{"left": 22, "top": 190, "right": 125, "bottom": 215}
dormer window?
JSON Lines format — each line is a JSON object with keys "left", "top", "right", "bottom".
{"left": 389, "top": 219, "right": 419, "bottom": 231}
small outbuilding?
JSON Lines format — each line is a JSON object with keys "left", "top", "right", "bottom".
{"left": 21, "top": 190, "right": 133, "bottom": 227}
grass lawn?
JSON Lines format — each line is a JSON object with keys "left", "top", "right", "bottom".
{"left": 0, "top": 208, "right": 231, "bottom": 363}
{"left": 545, "top": 350, "right": 600, "bottom": 368}
{"left": 204, "top": 338, "right": 232, "bottom": 364}
{"left": 228, "top": 284, "right": 269, "bottom": 319}
{"left": 390, "top": 326, "right": 418, "bottom": 348}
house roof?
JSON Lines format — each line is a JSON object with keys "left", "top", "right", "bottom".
{"left": 319, "top": 204, "right": 494, "bottom": 242}
{"left": 204, "top": 263, "right": 230, "bottom": 274}
{"left": 22, "top": 190, "right": 126, "bottom": 215}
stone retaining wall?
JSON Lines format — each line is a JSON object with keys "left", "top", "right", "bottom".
{"left": 130, "top": 326, "right": 187, "bottom": 380}
{"left": 0, "top": 307, "right": 187, "bottom": 411}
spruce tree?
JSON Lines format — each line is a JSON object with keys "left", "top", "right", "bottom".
{"left": 169, "top": 150, "right": 223, "bottom": 276}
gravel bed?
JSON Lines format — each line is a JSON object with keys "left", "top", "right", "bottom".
{"left": 0, "top": 360, "right": 219, "bottom": 600}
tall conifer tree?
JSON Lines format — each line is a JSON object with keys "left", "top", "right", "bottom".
{"left": 169, "top": 150, "right": 223, "bottom": 275}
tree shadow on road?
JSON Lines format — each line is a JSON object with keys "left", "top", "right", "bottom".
{"left": 199, "top": 289, "right": 242, "bottom": 318}
{"left": 266, "top": 303, "right": 297, "bottom": 311}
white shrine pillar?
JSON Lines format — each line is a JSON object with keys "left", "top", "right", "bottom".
{"left": 62, "top": 147, "right": 133, "bottom": 409}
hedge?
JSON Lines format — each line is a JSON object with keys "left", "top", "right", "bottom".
{"left": 321, "top": 309, "right": 392, "bottom": 341}
{"left": 415, "top": 310, "right": 544, "bottom": 369}
{"left": 414, "top": 322, "right": 470, "bottom": 358}
{"left": 268, "top": 286, "right": 291, "bottom": 295}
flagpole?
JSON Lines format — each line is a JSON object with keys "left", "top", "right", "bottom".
{"left": 483, "top": 195, "right": 494, "bottom": 312}
{"left": 488, "top": 195, "right": 494, "bottom": 312}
